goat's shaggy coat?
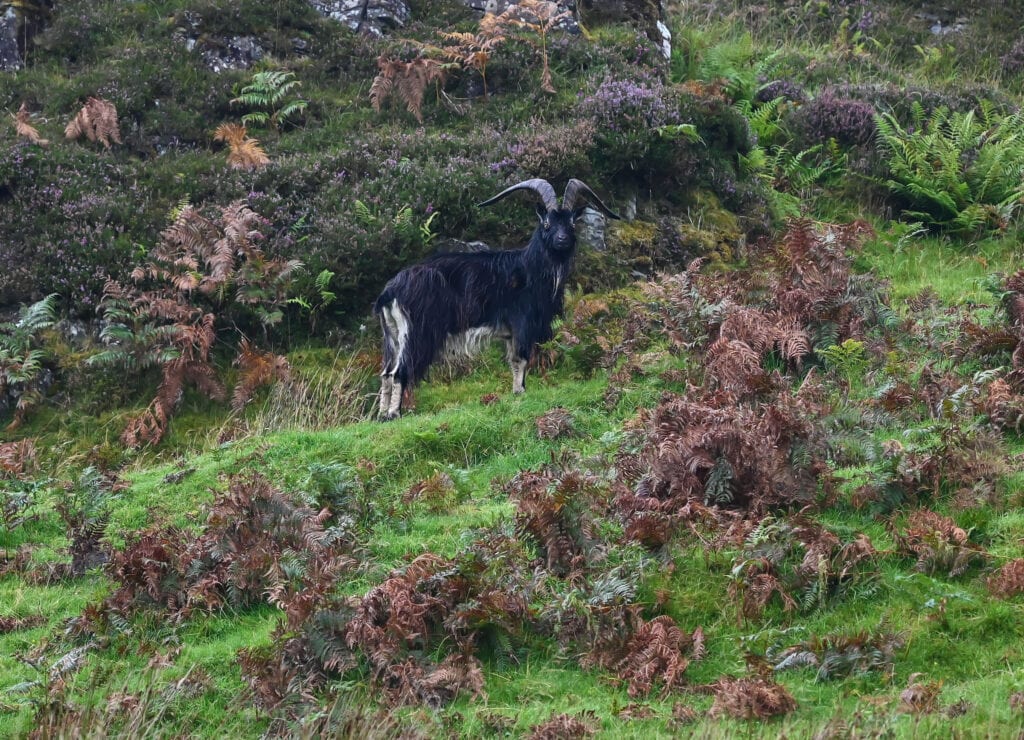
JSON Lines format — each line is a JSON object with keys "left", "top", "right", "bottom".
{"left": 375, "top": 178, "right": 620, "bottom": 419}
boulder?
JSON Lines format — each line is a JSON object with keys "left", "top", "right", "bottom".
{"left": 307, "top": 0, "right": 412, "bottom": 36}
{"left": 576, "top": 208, "right": 608, "bottom": 252}
{"left": 0, "top": 7, "right": 22, "bottom": 71}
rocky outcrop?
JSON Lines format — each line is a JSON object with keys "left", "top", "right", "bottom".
{"left": 201, "top": 36, "right": 265, "bottom": 73}
{"left": 578, "top": 0, "right": 670, "bottom": 58}
{"left": 0, "top": 8, "right": 22, "bottom": 71}
{"left": 307, "top": 0, "right": 411, "bottom": 36}
{"left": 462, "top": 1, "right": 579, "bottom": 33}
{"left": 172, "top": 12, "right": 265, "bottom": 72}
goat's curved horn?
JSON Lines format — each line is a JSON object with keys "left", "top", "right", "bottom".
{"left": 562, "top": 179, "right": 622, "bottom": 220}
{"left": 477, "top": 179, "right": 558, "bottom": 212}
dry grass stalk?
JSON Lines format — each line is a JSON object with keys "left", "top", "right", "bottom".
{"left": 238, "top": 351, "right": 373, "bottom": 435}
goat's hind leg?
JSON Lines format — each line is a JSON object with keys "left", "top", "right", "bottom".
{"left": 378, "top": 310, "right": 401, "bottom": 420}
{"left": 378, "top": 301, "right": 409, "bottom": 420}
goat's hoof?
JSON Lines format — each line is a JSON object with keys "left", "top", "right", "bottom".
{"left": 379, "top": 412, "right": 400, "bottom": 422}
{"left": 512, "top": 387, "right": 525, "bottom": 395}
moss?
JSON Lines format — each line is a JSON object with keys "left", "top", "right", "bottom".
{"left": 672, "top": 190, "right": 743, "bottom": 265}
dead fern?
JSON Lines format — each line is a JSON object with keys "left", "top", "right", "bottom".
{"left": 12, "top": 103, "right": 48, "bottom": 146}
{"left": 708, "top": 674, "right": 797, "bottom": 719}
{"left": 437, "top": 15, "right": 506, "bottom": 99}
{"left": 212, "top": 122, "right": 269, "bottom": 170}
{"left": 0, "top": 438, "right": 37, "bottom": 479}
{"left": 899, "top": 673, "right": 942, "bottom": 714}
{"left": 894, "top": 509, "right": 986, "bottom": 578}
{"left": 615, "top": 616, "right": 704, "bottom": 697}
{"left": 108, "top": 201, "right": 299, "bottom": 447}
{"left": 1010, "top": 692, "right": 1024, "bottom": 713}
{"left": 493, "top": 0, "right": 571, "bottom": 93}
{"left": 0, "top": 615, "right": 45, "bottom": 633}
{"left": 231, "top": 338, "right": 290, "bottom": 411}
{"left": 93, "top": 472, "right": 352, "bottom": 625}
{"left": 402, "top": 470, "right": 458, "bottom": 511}
{"left": 528, "top": 711, "right": 597, "bottom": 740}
{"left": 504, "top": 460, "right": 604, "bottom": 575}
{"left": 370, "top": 56, "right": 447, "bottom": 123}
{"left": 64, "top": 97, "right": 121, "bottom": 148}
{"left": 987, "top": 558, "right": 1024, "bottom": 598}
{"left": 536, "top": 407, "right": 574, "bottom": 439}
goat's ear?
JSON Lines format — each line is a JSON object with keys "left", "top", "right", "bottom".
{"left": 535, "top": 203, "right": 548, "bottom": 222}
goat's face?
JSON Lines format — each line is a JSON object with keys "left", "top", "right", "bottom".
{"left": 535, "top": 205, "right": 583, "bottom": 253}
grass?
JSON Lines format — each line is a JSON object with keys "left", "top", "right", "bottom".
{"left": 5, "top": 0, "right": 1024, "bottom": 736}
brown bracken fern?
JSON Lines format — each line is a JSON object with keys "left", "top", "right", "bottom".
{"left": 988, "top": 558, "right": 1024, "bottom": 598}
{"left": 232, "top": 338, "right": 290, "bottom": 412}
{"left": 64, "top": 97, "right": 121, "bottom": 148}
{"left": 370, "top": 56, "right": 447, "bottom": 123}
{"left": 213, "top": 123, "right": 270, "bottom": 170}
{"left": 12, "top": 103, "right": 48, "bottom": 146}
{"left": 109, "top": 202, "right": 296, "bottom": 446}
{"left": 494, "top": 0, "right": 571, "bottom": 93}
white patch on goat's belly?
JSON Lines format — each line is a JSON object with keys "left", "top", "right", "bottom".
{"left": 443, "top": 326, "right": 507, "bottom": 360}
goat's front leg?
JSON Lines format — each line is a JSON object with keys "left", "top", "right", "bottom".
{"left": 506, "top": 339, "right": 528, "bottom": 394}
{"left": 378, "top": 374, "right": 394, "bottom": 419}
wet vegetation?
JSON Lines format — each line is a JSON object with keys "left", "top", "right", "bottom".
{"left": 3, "top": 0, "right": 1024, "bottom": 736}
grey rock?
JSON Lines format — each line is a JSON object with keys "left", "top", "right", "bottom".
{"left": 200, "top": 35, "right": 265, "bottom": 73}
{"left": 0, "top": 8, "right": 22, "bottom": 71}
{"left": 576, "top": 208, "right": 607, "bottom": 251}
{"left": 307, "top": 0, "right": 411, "bottom": 36}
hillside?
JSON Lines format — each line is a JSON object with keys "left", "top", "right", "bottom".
{"left": 3, "top": 0, "right": 1024, "bottom": 737}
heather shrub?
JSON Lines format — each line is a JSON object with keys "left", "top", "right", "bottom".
{"left": 578, "top": 74, "right": 682, "bottom": 178}
{"left": 786, "top": 89, "right": 877, "bottom": 148}
{"left": 755, "top": 79, "right": 807, "bottom": 105}
{"left": 1001, "top": 38, "right": 1024, "bottom": 76}
{"left": 0, "top": 143, "right": 143, "bottom": 311}
{"left": 500, "top": 119, "right": 597, "bottom": 183}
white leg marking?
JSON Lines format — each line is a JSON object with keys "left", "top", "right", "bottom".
{"left": 386, "top": 380, "right": 404, "bottom": 419}
{"left": 511, "top": 358, "right": 527, "bottom": 394}
{"left": 379, "top": 300, "right": 410, "bottom": 419}
{"left": 378, "top": 375, "right": 393, "bottom": 418}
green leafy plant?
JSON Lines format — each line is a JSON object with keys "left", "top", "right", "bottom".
{"left": 875, "top": 102, "right": 1024, "bottom": 235}
{"left": 736, "top": 97, "right": 840, "bottom": 219}
{"left": 818, "top": 339, "right": 869, "bottom": 388}
{"left": 0, "top": 293, "right": 57, "bottom": 429}
{"left": 55, "top": 467, "right": 117, "bottom": 576}
{"left": 230, "top": 70, "right": 307, "bottom": 131}
{"left": 354, "top": 200, "right": 439, "bottom": 251}
{"left": 288, "top": 269, "right": 337, "bottom": 334}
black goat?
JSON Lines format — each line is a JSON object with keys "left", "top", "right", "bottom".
{"left": 374, "top": 178, "right": 620, "bottom": 419}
